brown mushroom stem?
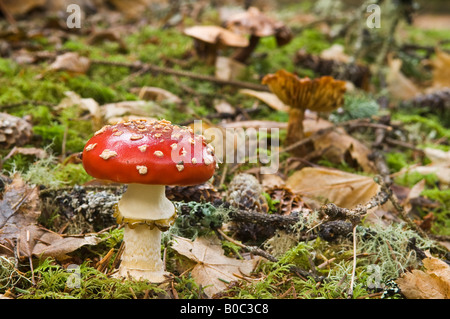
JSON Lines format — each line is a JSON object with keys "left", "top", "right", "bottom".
{"left": 232, "top": 35, "right": 260, "bottom": 63}
{"left": 285, "top": 107, "right": 307, "bottom": 155}
{"left": 194, "top": 40, "right": 218, "bottom": 65}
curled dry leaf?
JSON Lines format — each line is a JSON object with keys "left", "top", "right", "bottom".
{"left": 48, "top": 52, "right": 91, "bottom": 74}
{"left": 429, "top": 48, "right": 450, "bottom": 91}
{"left": 310, "top": 128, "right": 377, "bottom": 173}
{"left": 239, "top": 89, "right": 289, "bottom": 112}
{"left": 386, "top": 56, "right": 420, "bottom": 100}
{"left": 18, "top": 225, "right": 101, "bottom": 261}
{"left": 399, "top": 148, "right": 450, "bottom": 185}
{"left": 396, "top": 255, "right": 450, "bottom": 299}
{"left": 57, "top": 91, "right": 102, "bottom": 130}
{"left": 0, "top": 175, "right": 41, "bottom": 255}
{"left": 215, "top": 57, "right": 246, "bottom": 81}
{"left": 136, "top": 86, "right": 182, "bottom": 104}
{"left": 171, "top": 235, "right": 260, "bottom": 297}
{"left": 286, "top": 167, "right": 380, "bottom": 209}
{"left": 101, "top": 100, "right": 165, "bottom": 124}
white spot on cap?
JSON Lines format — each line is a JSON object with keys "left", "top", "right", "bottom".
{"left": 154, "top": 150, "right": 164, "bottom": 157}
{"left": 176, "top": 164, "right": 184, "bottom": 172}
{"left": 94, "top": 126, "right": 108, "bottom": 136}
{"left": 99, "top": 149, "right": 117, "bottom": 160}
{"left": 130, "top": 134, "right": 144, "bottom": 140}
{"left": 85, "top": 143, "right": 97, "bottom": 151}
{"left": 138, "top": 145, "right": 148, "bottom": 152}
{"left": 136, "top": 165, "right": 148, "bottom": 175}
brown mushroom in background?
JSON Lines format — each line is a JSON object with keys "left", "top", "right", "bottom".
{"left": 226, "top": 7, "right": 293, "bottom": 63}
{"left": 183, "top": 25, "right": 249, "bottom": 65}
{"left": 262, "top": 70, "right": 346, "bottom": 156}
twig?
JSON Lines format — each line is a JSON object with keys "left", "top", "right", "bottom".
{"left": 348, "top": 225, "right": 357, "bottom": 298}
{"left": 0, "top": 100, "right": 56, "bottom": 110}
{"left": 216, "top": 228, "right": 277, "bottom": 262}
{"left": 217, "top": 227, "right": 324, "bottom": 282}
{"left": 90, "top": 59, "right": 269, "bottom": 92}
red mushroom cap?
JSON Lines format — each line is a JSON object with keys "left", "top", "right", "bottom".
{"left": 82, "top": 119, "right": 216, "bottom": 186}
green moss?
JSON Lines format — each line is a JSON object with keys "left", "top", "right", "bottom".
{"left": 394, "top": 114, "right": 450, "bottom": 139}
{"left": 330, "top": 93, "right": 380, "bottom": 123}
{"left": 19, "top": 259, "right": 166, "bottom": 299}
{"left": 394, "top": 171, "right": 439, "bottom": 188}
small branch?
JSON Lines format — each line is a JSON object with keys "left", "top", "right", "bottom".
{"left": 216, "top": 228, "right": 325, "bottom": 282}
{"left": 90, "top": 59, "right": 269, "bottom": 92}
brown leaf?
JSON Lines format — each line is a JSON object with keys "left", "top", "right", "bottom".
{"left": 239, "top": 89, "right": 289, "bottom": 112}
{"left": 429, "top": 48, "right": 450, "bottom": 90}
{"left": 48, "top": 52, "right": 91, "bottom": 74}
{"left": 400, "top": 148, "right": 450, "bottom": 185}
{"left": 171, "top": 235, "right": 259, "bottom": 297}
{"left": 396, "top": 256, "right": 450, "bottom": 299}
{"left": 0, "top": 175, "right": 41, "bottom": 255}
{"left": 18, "top": 225, "right": 100, "bottom": 261}
{"left": 386, "top": 57, "right": 420, "bottom": 100}
{"left": 310, "top": 128, "right": 377, "bottom": 173}
{"left": 286, "top": 167, "right": 380, "bottom": 209}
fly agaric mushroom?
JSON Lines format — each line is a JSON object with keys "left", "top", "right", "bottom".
{"left": 184, "top": 25, "right": 249, "bottom": 65}
{"left": 226, "top": 7, "right": 293, "bottom": 63}
{"left": 262, "top": 70, "right": 346, "bottom": 156}
{"left": 82, "top": 119, "right": 216, "bottom": 282}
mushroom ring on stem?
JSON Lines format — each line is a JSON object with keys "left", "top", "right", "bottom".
{"left": 82, "top": 119, "right": 217, "bottom": 282}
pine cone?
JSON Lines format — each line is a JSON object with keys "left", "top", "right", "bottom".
{"left": 406, "top": 88, "right": 450, "bottom": 113}
{"left": 265, "top": 186, "right": 309, "bottom": 215}
{"left": 226, "top": 173, "right": 268, "bottom": 213}
{"left": 225, "top": 173, "right": 271, "bottom": 243}
{"left": 0, "top": 113, "right": 33, "bottom": 148}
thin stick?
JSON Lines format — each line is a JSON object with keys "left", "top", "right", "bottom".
{"left": 90, "top": 59, "right": 269, "bottom": 92}
{"left": 348, "top": 226, "right": 357, "bottom": 298}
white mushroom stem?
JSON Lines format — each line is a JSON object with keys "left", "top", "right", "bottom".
{"left": 117, "top": 184, "right": 175, "bottom": 282}
{"left": 119, "top": 224, "right": 167, "bottom": 282}
{"left": 118, "top": 184, "right": 174, "bottom": 220}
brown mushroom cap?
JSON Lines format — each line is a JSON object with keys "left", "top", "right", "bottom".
{"left": 82, "top": 119, "right": 216, "bottom": 186}
{"left": 183, "top": 25, "right": 249, "bottom": 48}
{"left": 262, "top": 70, "right": 347, "bottom": 112}
{"left": 226, "top": 7, "right": 292, "bottom": 45}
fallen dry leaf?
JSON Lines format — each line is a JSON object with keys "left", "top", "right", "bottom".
{"left": 286, "top": 167, "right": 380, "bottom": 209}
{"left": 48, "top": 52, "right": 91, "bottom": 74}
{"left": 101, "top": 100, "right": 165, "bottom": 124}
{"left": 310, "top": 128, "right": 377, "bottom": 173}
{"left": 399, "top": 148, "right": 450, "bottom": 185}
{"left": 429, "top": 48, "right": 450, "bottom": 91}
{"left": 239, "top": 89, "right": 289, "bottom": 112}
{"left": 396, "top": 255, "right": 450, "bottom": 299}
{"left": 136, "top": 86, "right": 182, "bottom": 104}
{"left": 386, "top": 56, "right": 420, "bottom": 100}
{"left": 0, "top": 175, "right": 41, "bottom": 255}
{"left": 18, "top": 225, "right": 100, "bottom": 261}
{"left": 57, "top": 91, "right": 102, "bottom": 130}
{"left": 404, "top": 179, "right": 426, "bottom": 214}
{"left": 171, "top": 235, "right": 259, "bottom": 297}
{"left": 215, "top": 57, "right": 246, "bottom": 81}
